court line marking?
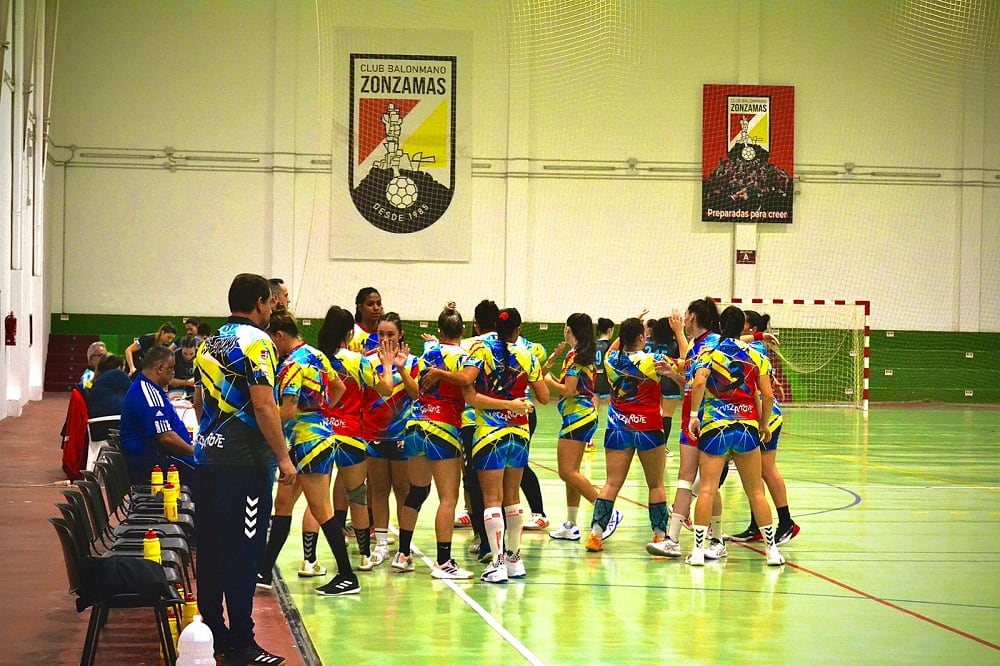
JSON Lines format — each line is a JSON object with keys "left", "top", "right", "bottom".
{"left": 399, "top": 537, "right": 546, "bottom": 665}
{"left": 528, "top": 460, "right": 1000, "bottom": 652}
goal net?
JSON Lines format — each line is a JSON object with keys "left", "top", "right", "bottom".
{"left": 716, "top": 299, "right": 870, "bottom": 412}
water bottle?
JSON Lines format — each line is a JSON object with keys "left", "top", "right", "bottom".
{"left": 181, "top": 592, "right": 199, "bottom": 629}
{"left": 143, "top": 529, "right": 161, "bottom": 564}
{"left": 150, "top": 465, "right": 164, "bottom": 496}
{"left": 167, "top": 463, "right": 180, "bottom": 489}
{"left": 163, "top": 482, "right": 179, "bottom": 522}
{"left": 176, "top": 615, "right": 216, "bottom": 666}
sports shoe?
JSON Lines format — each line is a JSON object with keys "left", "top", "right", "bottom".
{"left": 549, "top": 521, "right": 581, "bottom": 541}
{"left": 766, "top": 545, "right": 786, "bottom": 566}
{"left": 685, "top": 549, "right": 705, "bottom": 567}
{"left": 704, "top": 538, "right": 728, "bottom": 560}
{"left": 467, "top": 535, "right": 481, "bottom": 554}
{"left": 523, "top": 513, "right": 550, "bottom": 530}
{"left": 357, "top": 554, "right": 378, "bottom": 571}
{"left": 506, "top": 550, "right": 526, "bottom": 578}
{"left": 297, "top": 560, "right": 327, "bottom": 578}
{"left": 315, "top": 573, "right": 360, "bottom": 596}
{"left": 645, "top": 536, "right": 682, "bottom": 558}
{"left": 390, "top": 551, "right": 415, "bottom": 572}
{"left": 730, "top": 527, "right": 762, "bottom": 543}
{"left": 454, "top": 510, "right": 472, "bottom": 528}
{"left": 368, "top": 528, "right": 395, "bottom": 545}
{"left": 431, "top": 559, "right": 474, "bottom": 580}
{"left": 585, "top": 441, "right": 596, "bottom": 452}
{"left": 681, "top": 516, "right": 693, "bottom": 531}
{"left": 480, "top": 556, "right": 508, "bottom": 583}
{"left": 224, "top": 640, "right": 286, "bottom": 665}
{"left": 477, "top": 547, "right": 493, "bottom": 564}
{"left": 373, "top": 542, "right": 390, "bottom": 563}
{"left": 776, "top": 522, "right": 800, "bottom": 546}
{"left": 255, "top": 573, "right": 273, "bottom": 590}
{"left": 602, "top": 509, "right": 623, "bottom": 541}
{"left": 584, "top": 532, "right": 603, "bottom": 552}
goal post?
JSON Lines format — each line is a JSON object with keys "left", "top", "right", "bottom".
{"left": 715, "top": 298, "right": 870, "bottom": 413}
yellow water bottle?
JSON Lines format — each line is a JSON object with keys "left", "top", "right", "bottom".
{"left": 166, "top": 464, "right": 180, "bottom": 489}
{"left": 143, "top": 529, "right": 161, "bottom": 564}
{"left": 150, "top": 465, "right": 164, "bottom": 496}
{"left": 182, "top": 593, "right": 199, "bottom": 630}
{"left": 163, "top": 482, "right": 179, "bottom": 522}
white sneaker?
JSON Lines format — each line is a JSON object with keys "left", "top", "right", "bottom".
{"left": 357, "top": 554, "right": 377, "bottom": 571}
{"left": 390, "top": 551, "right": 415, "bottom": 573}
{"left": 549, "top": 522, "right": 581, "bottom": 541}
{"left": 480, "top": 556, "right": 508, "bottom": 584}
{"left": 506, "top": 551, "right": 526, "bottom": 578}
{"left": 645, "top": 536, "right": 682, "bottom": 558}
{"left": 454, "top": 510, "right": 472, "bottom": 528}
{"left": 766, "top": 546, "right": 786, "bottom": 566}
{"left": 431, "top": 559, "right": 473, "bottom": 580}
{"left": 686, "top": 548, "right": 706, "bottom": 566}
{"left": 523, "top": 513, "right": 550, "bottom": 530}
{"left": 297, "top": 560, "right": 327, "bottom": 578}
{"left": 704, "top": 539, "right": 728, "bottom": 560}
{"left": 602, "top": 509, "right": 623, "bottom": 541}
{"left": 373, "top": 542, "right": 390, "bottom": 563}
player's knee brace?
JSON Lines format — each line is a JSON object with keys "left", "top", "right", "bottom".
{"left": 403, "top": 484, "right": 431, "bottom": 511}
{"left": 346, "top": 481, "right": 368, "bottom": 506}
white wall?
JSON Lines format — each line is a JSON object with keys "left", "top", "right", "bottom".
{"left": 45, "top": 0, "right": 1000, "bottom": 331}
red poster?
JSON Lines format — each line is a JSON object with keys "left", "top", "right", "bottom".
{"left": 702, "top": 85, "right": 794, "bottom": 223}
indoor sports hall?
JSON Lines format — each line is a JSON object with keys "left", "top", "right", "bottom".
{"left": 0, "top": 1, "right": 996, "bottom": 664}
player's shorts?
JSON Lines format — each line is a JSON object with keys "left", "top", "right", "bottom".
{"left": 366, "top": 438, "right": 407, "bottom": 461}
{"left": 560, "top": 418, "right": 598, "bottom": 442}
{"left": 330, "top": 434, "right": 367, "bottom": 468}
{"left": 594, "top": 372, "right": 610, "bottom": 398}
{"left": 471, "top": 434, "right": 529, "bottom": 471}
{"left": 289, "top": 438, "right": 335, "bottom": 475}
{"left": 760, "top": 425, "right": 781, "bottom": 452}
{"left": 404, "top": 424, "right": 462, "bottom": 461}
{"left": 604, "top": 428, "right": 665, "bottom": 452}
{"left": 699, "top": 422, "right": 761, "bottom": 457}
{"left": 660, "top": 377, "right": 682, "bottom": 400}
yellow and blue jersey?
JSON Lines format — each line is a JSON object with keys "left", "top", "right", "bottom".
{"left": 194, "top": 317, "right": 278, "bottom": 466}
{"left": 407, "top": 341, "right": 467, "bottom": 449}
{"left": 465, "top": 333, "right": 542, "bottom": 447}
{"left": 276, "top": 343, "right": 338, "bottom": 448}
{"left": 605, "top": 349, "right": 671, "bottom": 432}
{"left": 362, "top": 350, "right": 419, "bottom": 441}
{"left": 459, "top": 335, "right": 480, "bottom": 429}
{"left": 517, "top": 335, "right": 546, "bottom": 399}
{"left": 750, "top": 339, "right": 783, "bottom": 430}
{"left": 555, "top": 349, "right": 597, "bottom": 431}
{"left": 692, "top": 337, "right": 772, "bottom": 436}
{"left": 348, "top": 323, "right": 378, "bottom": 354}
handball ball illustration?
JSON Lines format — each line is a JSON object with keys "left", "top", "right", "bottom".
{"left": 386, "top": 176, "right": 418, "bottom": 209}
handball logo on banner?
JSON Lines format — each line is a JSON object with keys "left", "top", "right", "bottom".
{"left": 728, "top": 96, "right": 770, "bottom": 162}
{"left": 349, "top": 54, "right": 456, "bottom": 234}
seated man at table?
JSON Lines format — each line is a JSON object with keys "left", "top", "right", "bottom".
{"left": 120, "top": 345, "right": 195, "bottom": 486}
{"left": 78, "top": 341, "right": 108, "bottom": 391}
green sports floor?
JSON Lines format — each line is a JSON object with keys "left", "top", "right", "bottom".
{"left": 263, "top": 405, "right": 1000, "bottom": 665}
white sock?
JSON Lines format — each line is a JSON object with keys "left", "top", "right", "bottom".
{"left": 566, "top": 506, "right": 579, "bottom": 525}
{"left": 483, "top": 508, "right": 505, "bottom": 559}
{"left": 504, "top": 503, "right": 523, "bottom": 555}
{"left": 710, "top": 515, "right": 722, "bottom": 540}
{"left": 693, "top": 525, "right": 709, "bottom": 551}
{"left": 668, "top": 510, "right": 684, "bottom": 541}
{"left": 762, "top": 523, "right": 777, "bottom": 548}
{"left": 375, "top": 528, "right": 388, "bottom": 546}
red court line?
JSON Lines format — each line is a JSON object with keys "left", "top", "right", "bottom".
{"left": 529, "top": 459, "right": 1000, "bottom": 652}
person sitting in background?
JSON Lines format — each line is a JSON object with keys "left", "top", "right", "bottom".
{"left": 78, "top": 341, "right": 108, "bottom": 391}
{"left": 181, "top": 317, "right": 201, "bottom": 345}
{"left": 120, "top": 345, "right": 195, "bottom": 485}
{"left": 86, "top": 355, "right": 132, "bottom": 418}
{"left": 124, "top": 323, "right": 178, "bottom": 377}
{"left": 168, "top": 337, "right": 198, "bottom": 401}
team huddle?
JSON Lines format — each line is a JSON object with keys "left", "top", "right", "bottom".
{"left": 249, "top": 287, "right": 799, "bottom": 597}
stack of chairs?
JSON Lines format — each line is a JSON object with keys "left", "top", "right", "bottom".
{"left": 50, "top": 443, "right": 198, "bottom": 665}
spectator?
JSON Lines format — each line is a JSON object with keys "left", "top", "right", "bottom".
{"left": 168, "top": 337, "right": 198, "bottom": 401}
{"left": 181, "top": 317, "right": 201, "bottom": 345}
{"left": 124, "top": 323, "right": 178, "bottom": 377}
{"left": 86, "top": 354, "right": 132, "bottom": 418}
{"left": 119, "top": 345, "right": 195, "bottom": 486}
{"left": 78, "top": 341, "right": 108, "bottom": 391}
{"left": 269, "top": 278, "right": 289, "bottom": 312}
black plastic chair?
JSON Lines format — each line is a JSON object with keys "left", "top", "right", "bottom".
{"left": 49, "top": 517, "right": 181, "bottom": 666}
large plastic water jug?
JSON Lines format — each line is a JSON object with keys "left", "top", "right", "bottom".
{"left": 176, "top": 614, "right": 215, "bottom": 666}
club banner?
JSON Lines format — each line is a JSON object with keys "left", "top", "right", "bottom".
{"left": 702, "top": 85, "right": 795, "bottom": 223}
{"left": 331, "top": 30, "right": 471, "bottom": 261}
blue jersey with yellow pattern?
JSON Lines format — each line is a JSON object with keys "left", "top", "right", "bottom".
{"left": 750, "top": 339, "right": 783, "bottom": 430}
{"left": 277, "top": 343, "right": 338, "bottom": 448}
{"left": 465, "top": 333, "right": 542, "bottom": 448}
{"left": 555, "top": 349, "right": 597, "bottom": 429}
{"left": 692, "top": 337, "right": 771, "bottom": 435}
{"left": 604, "top": 349, "right": 670, "bottom": 432}
{"left": 194, "top": 317, "right": 278, "bottom": 466}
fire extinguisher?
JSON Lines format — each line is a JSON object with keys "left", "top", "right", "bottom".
{"left": 5, "top": 312, "right": 16, "bottom": 346}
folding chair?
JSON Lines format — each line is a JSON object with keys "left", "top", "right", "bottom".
{"left": 85, "top": 415, "right": 121, "bottom": 472}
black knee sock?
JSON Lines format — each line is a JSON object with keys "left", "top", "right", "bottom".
{"left": 334, "top": 509, "right": 348, "bottom": 529}
{"left": 321, "top": 517, "right": 353, "bottom": 576}
{"left": 777, "top": 505, "right": 792, "bottom": 528}
{"left": 302, "top": 531, "right": 318, "bottom": 563}
{"left": 398, "top": 528, "right": 414, "bottom": 556}
{"left": 520, "top": 465, "right": 545, "bottom": 516}
{"left": 355, "top": 525, "right": 371, "bottom": 557}
{"left": 260, "top": 515, "right": 292, "bottom": 575}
